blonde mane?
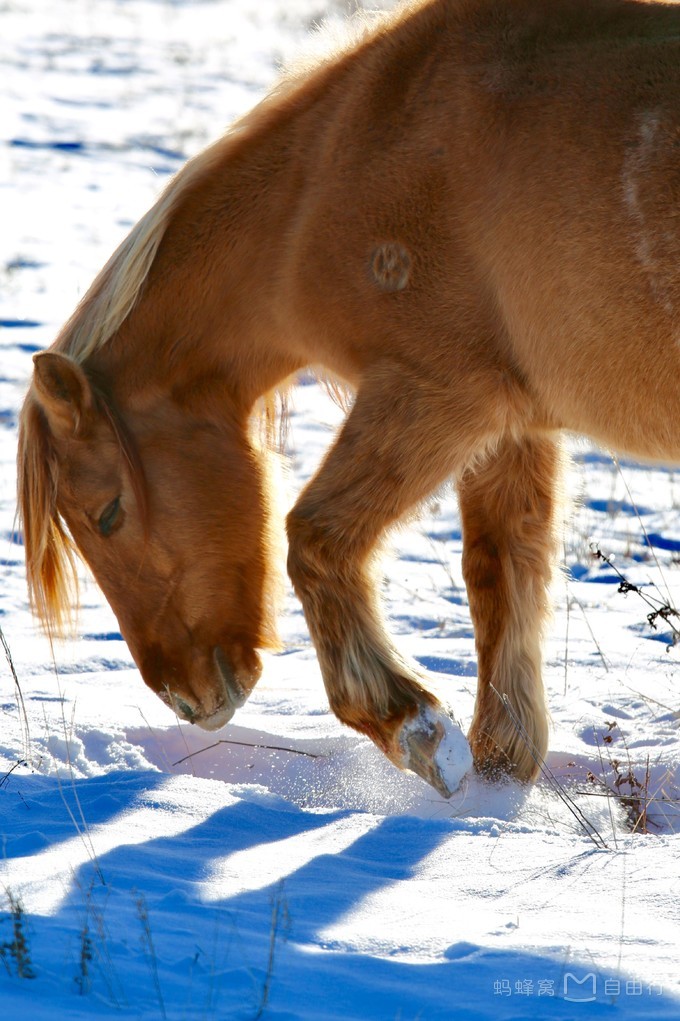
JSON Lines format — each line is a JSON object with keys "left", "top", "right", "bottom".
{"left": 57, "top": 136, "right": 238, "bottom": 364}
{"left": 55, "top": 3, "right": 413, "bottom": 365}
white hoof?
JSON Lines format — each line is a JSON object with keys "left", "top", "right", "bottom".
{"left": 398, "top": 704, "right": 472, "bottom": 798}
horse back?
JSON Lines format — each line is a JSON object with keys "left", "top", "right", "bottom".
{"left": 135, "top": 0, "right": 680, "bottom": 457}
{"left": 272, "top": 0, "right": 680, "bottom": 457}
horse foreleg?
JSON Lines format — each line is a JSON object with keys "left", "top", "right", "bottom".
{"left": 459, "top": 434, "right": 561, "bottom": 782}
{"left": 287, "top": 363, "right": 517, "bottom": 797}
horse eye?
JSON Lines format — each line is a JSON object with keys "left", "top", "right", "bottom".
{"left": 98, "top": 497, "right": 121, "bottom": 538}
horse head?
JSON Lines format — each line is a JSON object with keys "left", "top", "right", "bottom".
{"left": 19, "top": 350, "right": 280, "bottom": 730}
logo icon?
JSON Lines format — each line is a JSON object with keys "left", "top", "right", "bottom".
{"left": 564, "top": 973, "right": 597, "bottom": 1003}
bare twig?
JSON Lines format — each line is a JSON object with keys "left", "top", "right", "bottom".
{"left": 574, "top": 790, "right": 680, "bottom": 805}
{"left": 591, "top": 546, "right": 680, "bottom": 642}
{"left": 0, "top": 624, "right": 30, "bottom": 761}
{"left": 46, "top": 700, "right": 106, "bottom": 888}
{"left": 612, "top": 456, "right": 675, "bottom": 610}
{"left": 0, "top": 760, "right": 28, "bottom": 790}
{"left": 594, "top": 728, "right": 619, "bottom": 848}
{"left": 255, "top": 880, "right": 289, "bottom": 1020}
{"left": 172, "top": 739, "right": 323, "bottom": 768}
{"left": 592, "top": 725, "right": 656, "bottom": 834}
{"left": 491, "top": 686, "right": 609, "bottom": 850}
{"left": 572, "top": 594, "right": 611, "bottom": 672}
{"left": 135, "top": 892, "right": 166, "bottom": 1020}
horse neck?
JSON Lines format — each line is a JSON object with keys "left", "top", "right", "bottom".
{"left": 75, "top": 0, "right": 444, "bottom": 410}
{"left": 86, "top": 94, "right": 336, "bottom": 417}
{"left": 92, "top": 185, "right": 302, "bottom": 414}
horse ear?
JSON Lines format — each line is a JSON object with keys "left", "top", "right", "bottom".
{"left": 32, "top": 352, "right": 94, "bottom": 437}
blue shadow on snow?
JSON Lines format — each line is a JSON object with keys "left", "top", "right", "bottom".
{"left": 0, "top": 771, "right": 678, "bottom": 1021}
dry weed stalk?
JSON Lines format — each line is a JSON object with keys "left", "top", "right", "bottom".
{"left": 0, "top": 889, "right": 36, "bottom": 979}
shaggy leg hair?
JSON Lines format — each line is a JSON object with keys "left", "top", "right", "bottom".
{"left": 460, "top": 435, "right": 561, "bottom": 780}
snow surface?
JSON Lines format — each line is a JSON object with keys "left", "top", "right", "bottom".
{"left": 1, "top": 1, "right": 679, "bottom": 1018}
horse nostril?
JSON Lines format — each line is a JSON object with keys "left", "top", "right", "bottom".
{"left": 214, "top": 646, "right": 248, "bottom": 710}
{"left": 158, "top": 688, "right": 201, "bottom": 723}
{"left": 172, "top": 696, "right": 197, "bottom": 723}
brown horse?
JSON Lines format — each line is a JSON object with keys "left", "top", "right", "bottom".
{"left": 16, "top": 0, "right": 680, "bottom": 798}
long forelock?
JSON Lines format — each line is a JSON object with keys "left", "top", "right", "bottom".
{"left": 17, "top": 396, "right": 79, "bottom": 637}
{"left": 17, "top": 384, "right": 150, "bottom": 638}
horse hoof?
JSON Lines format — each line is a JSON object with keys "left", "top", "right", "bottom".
{"left": 397, "top": 705, "right": 473, "bottom": 798}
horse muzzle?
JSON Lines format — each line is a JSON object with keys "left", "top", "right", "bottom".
{"left": 159, "top": 644, "right": 261, "bottom": 730}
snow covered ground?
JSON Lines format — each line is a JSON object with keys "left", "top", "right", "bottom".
{"left": 1, "top": 2, "right": 679, "bottom": 1018}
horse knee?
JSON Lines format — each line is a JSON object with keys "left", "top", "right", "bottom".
{"left": 286, "top": 506, "right": 324, "bottom": 592}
